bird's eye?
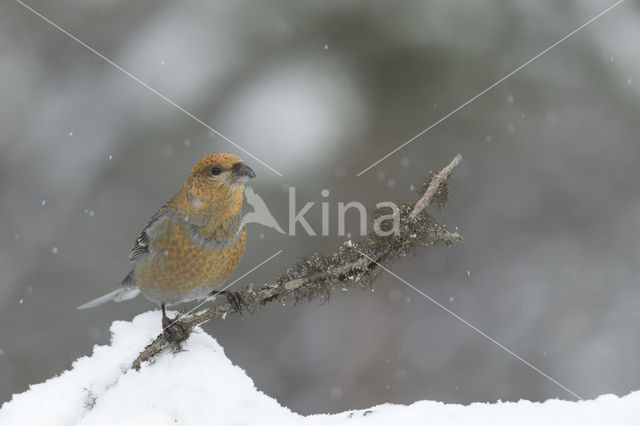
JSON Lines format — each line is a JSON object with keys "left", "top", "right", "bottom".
{"left": 210, "top": 167, "right": 221, "bottom": 176}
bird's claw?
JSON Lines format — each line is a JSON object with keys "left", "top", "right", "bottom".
{"left": 226, "top": 291, "right": 244, "bottom": 316}
{"left": 162, "top": 315, "right": 189, "bottom": 343}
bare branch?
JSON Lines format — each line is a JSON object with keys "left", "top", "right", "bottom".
{"left": 132, "top": 153, "right": 463, "bottom": 371}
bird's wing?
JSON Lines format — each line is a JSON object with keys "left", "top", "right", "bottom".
{"left": 129, "top": 205, "right": 170, "bottom": 262}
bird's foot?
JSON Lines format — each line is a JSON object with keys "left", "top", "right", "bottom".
{"left": 226, "top": 291, "right": 245, "bottom": 316}
{"left": 209, "top": 289, "right": 245, "bottom": 316}
{"left": 161, "top": 313, "right": 189, "bottom": 343}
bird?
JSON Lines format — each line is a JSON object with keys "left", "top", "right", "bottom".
{"left": 78, "top": 153, "right": 256, "bottom": 335}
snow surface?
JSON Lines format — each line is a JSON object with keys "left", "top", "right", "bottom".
{"left": 1, "top": 311, "right": 638, "bottom": 426}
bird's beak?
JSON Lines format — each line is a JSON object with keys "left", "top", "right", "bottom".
{"left": 232, "top": 162, "right": 256, "bottom": 180}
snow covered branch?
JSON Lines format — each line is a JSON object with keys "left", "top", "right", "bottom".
{"left": 132, "top": 153, "right": 464, "bottom": 370}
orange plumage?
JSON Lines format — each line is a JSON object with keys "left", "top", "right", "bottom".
{"left": 78, "top": 153, "right": 255, "bottom": 329}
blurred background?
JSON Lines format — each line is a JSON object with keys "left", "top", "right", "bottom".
{"left": 1, "top": 0, "right": 639, "bottom": 415}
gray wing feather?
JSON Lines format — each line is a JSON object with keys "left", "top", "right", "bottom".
{"left": 129, "top": 205, "right": 169, "bottom": 262}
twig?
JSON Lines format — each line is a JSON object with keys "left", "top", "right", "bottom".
{"left": 409, "top": 153, "right": 462, "bottom": 220}
{"left": 131, "top": 153, "right": 463, "bottom": 370}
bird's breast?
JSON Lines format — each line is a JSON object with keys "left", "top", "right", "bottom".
{"left": 134, "top": 217, "right": 246, "bottom": 305}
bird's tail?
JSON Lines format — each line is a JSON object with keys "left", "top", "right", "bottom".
{"left": 77, "top": 270, "right": 140, "bottom": 310}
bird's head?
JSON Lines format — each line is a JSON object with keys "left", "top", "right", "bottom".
{"left": 187, "top": 153, "right": 256, "bottom": 188}
{"left": 175, "top": 153, "right": 255, "bottom": 220}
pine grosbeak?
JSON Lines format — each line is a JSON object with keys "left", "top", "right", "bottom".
{"left": 79, "top": 153, "right": 255, "bottom": 331}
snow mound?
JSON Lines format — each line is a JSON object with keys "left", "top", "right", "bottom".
{"left": 1, "top": 311, "right": 638, "bottom": 426}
